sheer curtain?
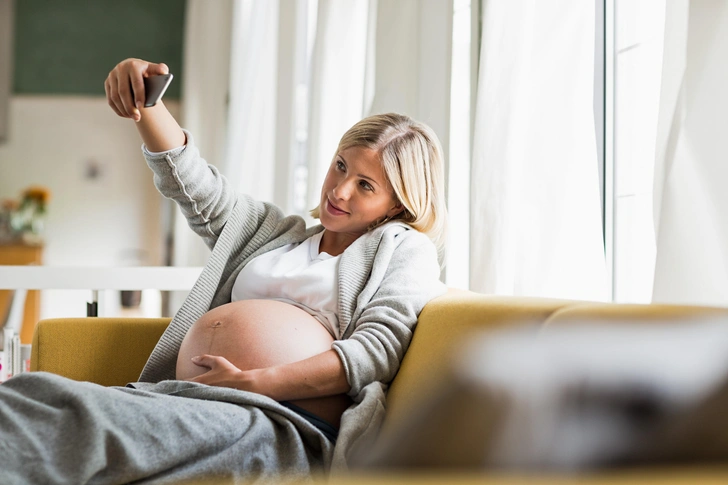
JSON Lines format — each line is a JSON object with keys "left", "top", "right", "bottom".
{"left": 306, "top": 0, "right": 453, "bottom": 226}
{"left": 170, "top": 0, "right": 290, "bottom": 313}
{"left": 224, "top": 0, "right": 281, "bottom": 205}
{"left": 652, "top": 0, "right": 728, "bottom": 306}
{"left": 164, "top": 0, "right": 234, "bottom": 313}
{"left": 171, "top": 0, "right": 234, "bottom": 272}
{"left": 366, "top": 0, "right": 453, "bottom": 162}
{"left": 469, "top": 0, "right": 608, "bottom": 300}
{"left": 172, "top": 0, "right": 292, "bottom": 267}
{"left": 305, "top": 0, "right": 369, "bottom": 213}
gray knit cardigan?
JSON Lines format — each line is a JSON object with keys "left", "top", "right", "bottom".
{"left": 138, "top": 131, "right": 446, "bottom": 404}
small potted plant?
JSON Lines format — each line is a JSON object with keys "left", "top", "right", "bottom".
{"left": 5, "top": 186, "right": 52, "bottom": 244}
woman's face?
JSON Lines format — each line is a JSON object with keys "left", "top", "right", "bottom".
{"left": 319, "top": 146, "right": 402, "bottom": 237}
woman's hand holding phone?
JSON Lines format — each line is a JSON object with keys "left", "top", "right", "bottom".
{"left": 105, "top": 58, "right": 185, "bottom": 152}
{"left": 105, "top": 58, "right": 170, "bottom": 122}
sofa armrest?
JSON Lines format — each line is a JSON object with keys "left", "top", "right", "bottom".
{"left": 30, "top": 317, "right": 171, "bottom": 387}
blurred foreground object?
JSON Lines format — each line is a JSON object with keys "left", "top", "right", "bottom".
{"left": 366, "top": 318, "right": 728, "bottom": 470}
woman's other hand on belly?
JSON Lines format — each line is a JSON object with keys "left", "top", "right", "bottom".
{"left": 184, "top": 348, "right": 353, "bottom": 428}
{"left": 177, "top": 300, "right": 353, "bottom": 426}
{"left": 184, "top": 354, "right": 259, "bottom": 392}
{"left": 183, "top": 349, "right": 349, "bottom": 402}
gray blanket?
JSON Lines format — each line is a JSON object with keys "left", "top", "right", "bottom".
{"left": 0, "top": 372, "right": 385, "bottom": 484}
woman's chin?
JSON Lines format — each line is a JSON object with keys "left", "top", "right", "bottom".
{"left": 319, "top": 216, "right": 346, "bottom": 233}
{"left": 319, "top": 214, "right": 368, "bottom": 236}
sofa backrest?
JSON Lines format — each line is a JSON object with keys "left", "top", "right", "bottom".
{"left": 31, "top": 317, "right": 170, "bottom": 386}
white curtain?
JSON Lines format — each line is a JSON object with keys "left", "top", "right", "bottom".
{"left": 305, "top": 0, "right": 370, "bottom": 213}
{"left": 224, "top": 0, "right": 281, "bottom": 205}
{"left": 172, "top": 0, "right": 234, "bottom": 270}
{"left": 173, "top": 0, "right": 285, "bottom": 271}
{"left": 306, "top": 0, "right": 454, "bottom": 221}
{"left": 469, "top": 0, "right": 608, "bottom": 300}
{"left": 171, "top": 0, "right": 290, "bottom": 313}
{"left": 165, "top": 0, "right": 234, "bottom": 314}
{"left": 652, "top": 0, "right": 728, "bottom": 306}
{"left": 366, "top": 0, "right": 453, "bottom": 148}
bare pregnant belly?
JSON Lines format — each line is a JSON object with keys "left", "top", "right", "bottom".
{"left": 176, "top": 299, "right": 352, "bottom": 428}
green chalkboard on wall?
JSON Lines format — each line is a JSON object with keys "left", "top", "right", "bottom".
{"left": 13, "top": 0, "right": 186, "bottom": 97}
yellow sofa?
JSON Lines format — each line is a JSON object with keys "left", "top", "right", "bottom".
{"left": 29, "top": 290, "right": 728, "bottom": 483}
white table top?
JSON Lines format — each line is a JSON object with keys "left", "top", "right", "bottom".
{"left": 0, "top": 266, "right": 203, "bottom": 290}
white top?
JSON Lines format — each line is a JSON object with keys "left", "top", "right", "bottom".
{"left": 231, "top": 231, "right": 342, "bottom": 338}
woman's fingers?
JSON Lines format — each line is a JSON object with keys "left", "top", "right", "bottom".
{"left": 186, "top": 355, "right": 246, "bottom": 389}
{"left": 191, "top": 354, "right": 231, "bottom": 369}
{"left": 105, "top": 62, "right": 134, "bottom": 119}
{"left": 116, "top": 70, "right": 137, "bottom": 119}
{"left": 107, "top": 73, "right": 127, "bottom": 118}
{"left": 105, "top": 58, "right": 170, "bottom": 120}
{"left": 149, "top": 62, "right": 169, "bottom": 76}
{"left": 190, "top": 355, "right": 212, "bottom": 368}
{"left": 128, "top": 72, "right": 145, "bottom": 116}
{"left": 104, "top": 76, "right": 124, "bottom": 118}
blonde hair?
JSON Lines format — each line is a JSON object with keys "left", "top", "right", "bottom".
{"left": 311, "top": 113, "right": 448, "bottom": 261}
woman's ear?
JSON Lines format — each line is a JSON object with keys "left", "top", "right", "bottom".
{"left": 386, "top": 202, "right": 404, "bottom": 218}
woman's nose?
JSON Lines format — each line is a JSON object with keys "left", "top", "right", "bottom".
{"left": 333, "top": 179, "right": 353, "bottom": 200}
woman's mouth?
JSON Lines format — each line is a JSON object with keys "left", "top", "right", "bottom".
{"left": 326, "top": 198, "right": 348, "bottom": 216}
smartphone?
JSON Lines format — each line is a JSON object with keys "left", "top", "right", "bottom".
{"left": 143, "top": 73, "right": 174, "bottom": 107}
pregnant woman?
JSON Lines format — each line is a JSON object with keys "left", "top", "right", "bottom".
{"left": 0, "top": 58, "right": 447, "bottom": 484}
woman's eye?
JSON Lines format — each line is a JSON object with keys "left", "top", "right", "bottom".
{"left": 360, "top": 180, "right": 374, "bottom": 191}
{"left": 336, "top": 160, "right": 345, "bottom": 170}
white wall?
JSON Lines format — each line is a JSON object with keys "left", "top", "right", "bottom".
{"left": 0, "top": 96, "right": 180, "bottom": 318}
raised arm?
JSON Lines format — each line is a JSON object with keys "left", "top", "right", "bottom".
{"left": 105, "top": 58, "right": 235, "bottom": 248}
{"left": 105, "top": 58, "right": 186, "bottom": 151}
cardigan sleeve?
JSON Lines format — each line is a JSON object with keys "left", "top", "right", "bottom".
{"left": 143, "top": 130, "right": 236, "bottom": 249}
{"left": 332, "top": 232, "right": 446, "bottom": 397}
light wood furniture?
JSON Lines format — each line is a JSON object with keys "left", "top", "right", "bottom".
{"left": 0, "top": 243, "right": 43, "bottom": 344}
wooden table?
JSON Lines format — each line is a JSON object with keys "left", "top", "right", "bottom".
{"left": 0, "top": 243, "right": 43, "bottom": 344}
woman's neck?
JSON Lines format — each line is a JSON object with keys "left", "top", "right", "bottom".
{"left": 319, "top": 229, "right": 361, "bottom": 257}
